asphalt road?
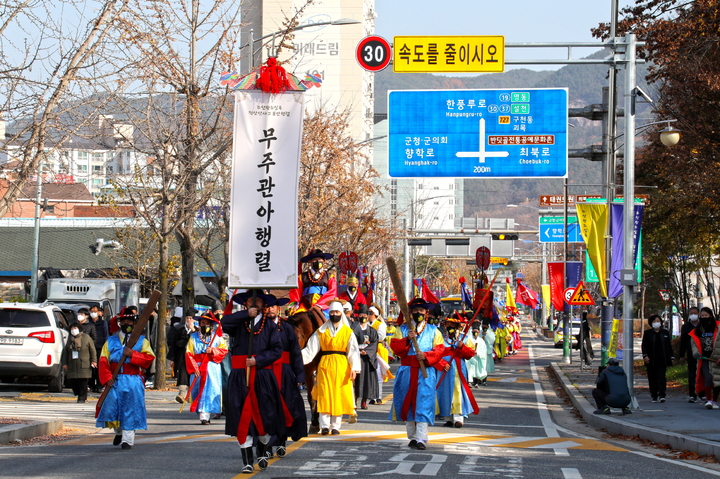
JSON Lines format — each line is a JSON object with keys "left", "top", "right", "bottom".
{"left": 2, "top": 330, "right": 720, "bottom": 479}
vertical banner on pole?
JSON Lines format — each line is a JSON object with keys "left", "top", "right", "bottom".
{"left": 228, "top": 91, "right": 306, "bottom": 288}
{"left": 547, "top": 262, "right": 565, "bottom": 311}
{"left": 576, "top": 203, "right": 609, "bottom": 297}
{"left": 609, "top": 204, "right": 644, "bottom": 297}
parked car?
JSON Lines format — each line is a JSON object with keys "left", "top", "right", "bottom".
{"left": 553, "top": 318, "right": 582, "bottom": 349}
{"left": 0, "top": 303, "right": 70, "bottom": 392}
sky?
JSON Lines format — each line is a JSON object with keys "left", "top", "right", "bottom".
{"left": 374, "top": 0, "right": 635, "bottom": 71}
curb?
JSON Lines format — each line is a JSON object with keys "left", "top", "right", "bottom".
{"left": 550, "top": 362, "right": 720, "bottom": 459}
{"left": 0, "top": 420, "right": 64, "bottom": 445}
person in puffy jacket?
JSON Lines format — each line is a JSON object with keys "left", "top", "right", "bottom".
{"left": 592, "top": 358, "right": 632, "bottom": 415}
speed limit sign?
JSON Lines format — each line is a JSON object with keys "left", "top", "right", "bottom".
{"left": 356, "top": 35, "right": 391, "bottom": 72}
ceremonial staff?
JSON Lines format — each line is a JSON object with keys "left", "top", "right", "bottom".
{"left": 386, "top": 257, "right": 427, "bottom": 378}
{"left": 96, "top": 290, "right": 161, "bottom": 417}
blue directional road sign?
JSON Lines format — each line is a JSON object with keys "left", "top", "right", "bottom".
{"left": 388, "top": 88, "right": 568, "bottom": 178}
{"left": 539, "top": 216, "right": 583, "bottom": 243}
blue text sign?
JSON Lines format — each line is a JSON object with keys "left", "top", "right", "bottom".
{"left": 388, "top": 88, "right": 568, "bottom": 178}
{"left": 539, "top": 216, "right": 582, "bottom": 243}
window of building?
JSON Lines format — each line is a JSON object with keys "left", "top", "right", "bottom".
{"left": 92, "top": 179, "right": 103, "bottom": 185}
{"left": 93, "top": 165, "right": 102, "bottom": 172}
{"left": 77, "top": 151, "right": 88, "bottom": 161}
{"left": 433, "top": 186, "right": 439, "bottom": 190}
{"left": 448, "top": 214, "right": 454, "bottom": 219}
{"left": 44, "top": 205, "right": 55, "bottom": 215}
{"left": 92, "top": 152, "right": 104, "bottom": 162}
{"left": 106, "top": 165, "right": 114, "bottom": 173}
{"left": 77, "top": 165, "right": 88, "bottom": 172}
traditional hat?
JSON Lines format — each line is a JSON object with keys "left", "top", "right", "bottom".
{"left": 346, "top": 276, "right": 359, "bottom": 286}
{"left": 265, "top": 294, "right": 291, "bottom": 307}
{"left": 231, "top": 289, "right": 272, "bottom": 305}
{"left": 357, "top": 303, "right": 369, "bottom": 315}
{"left": 196, "top": 311, "right": 220, "bottom": 323}
{"left": 407, "top": 297, "right": 433, "bottom": 311}
{"left": 300, "top": 248, "right": 334, "bottom": 263}
{"left": 445, "top": 313, "right": 467, "bottom": 324}
{"left": 117, "top": 307, "right": 138, "bottom": 322}
{"left": 369, "top": 306, "right": 380, "bottom": 317}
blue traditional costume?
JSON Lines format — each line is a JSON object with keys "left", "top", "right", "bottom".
{"left": 436, "top": 316, "right": 479, "bottom": 427}
{"left": 186, "top": 313, "right": 228, "bottom": 424}
{"left": 96, "top": 320, "right": 154, "bottom": 449}
{"left": 222, "top": 290, "right": 286, "bottom": 473}
{"left": 389, "top": 298, "right": 448, "bottom": 449}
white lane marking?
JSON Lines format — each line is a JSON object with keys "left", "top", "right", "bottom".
{"left": 529, "top": 345, "right": 568, "bottom": 456}
{"left": 562, "top": 468, "right": 583, "bottom": 479}
{"left": 629, "top": 451, "right": 720, "bottom": 477}
{"left": 356, "top": 417, "right": 545, "bottom": 428}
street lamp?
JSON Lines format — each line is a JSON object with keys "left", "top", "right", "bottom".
{"left": 244, "top": 18, "right": 361, "bottom": 73}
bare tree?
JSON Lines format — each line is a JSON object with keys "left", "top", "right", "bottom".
{"left": 0, "top": 0, "right": 129, "bottom": 216}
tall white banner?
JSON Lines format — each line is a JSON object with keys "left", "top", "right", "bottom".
{"left": 228, "top": 90, "right": 305, "bottom": 288}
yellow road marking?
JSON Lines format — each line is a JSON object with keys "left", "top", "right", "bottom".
{"left": 230, "top": 437, "right": 309, "bottom": 479}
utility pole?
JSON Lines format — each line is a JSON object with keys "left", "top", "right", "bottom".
{"left": 30, "top": 169, "right": 42, "bottom": 302}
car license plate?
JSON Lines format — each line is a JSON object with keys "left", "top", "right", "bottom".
{"left": 0, "top": 336, "right": 23, "bottom": 345}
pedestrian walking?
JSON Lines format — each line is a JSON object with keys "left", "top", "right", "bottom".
{"left": 95, "top": 313, "right": 155, "bottom": 449}
{"left": 641, "top": 314, "right": 674, "bottom": 403}
{"left": 301, "top": 300, "right": 361, "bottom": 435}
{"left": 388, "top": 297, "right": 448, "bottom": 450}
{"left": 689, "top": 307, "right": 720, "bottom": 409}
{"left": 679, "top": 307, "right": 701, "bottom": 402}
{"left": 186, "top": 312, "right": 228, "bottom": 425}
{"left": 354, "top": 304, "right": 379, "bottom": 410}
{"left": 221, "top": 290, "right": 285, "bottom": 473}
{"left": 62, "top": 322, "right": 97, "bottom": 402}
{"left": 592, "top": 358, "right": 632, "bottom": 415}
{"left": 89, "top": 305, "right": 108, "bottom": 392}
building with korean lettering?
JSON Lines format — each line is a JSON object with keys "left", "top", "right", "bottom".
{"left": 241, "top": 0, "right": 374, "bottom": 144}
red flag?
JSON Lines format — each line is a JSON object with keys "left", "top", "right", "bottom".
{"left": 547, "top": 262, "right": 565, "bottom": 311}
{"left": 516, "top": 279, "right": 539, "bottom": 309}
{"left": 223, "top": 289, "right": 238, "bottom": 316}
{"left": 421, "top": 278, "right": 440, "bottom": 304}
{"left": 288, "top": 262, "right": 303, "bottom": 304}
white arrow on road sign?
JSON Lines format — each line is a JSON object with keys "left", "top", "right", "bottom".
{"left": 456, "top": 118, "right": 510, "bottom": 163}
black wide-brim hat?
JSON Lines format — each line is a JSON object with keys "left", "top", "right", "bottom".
{"left": 265, "top": 295, "right": 291, "bottom": 307}
{"left": 231, "top": 289, "right": 273, "bottom": 305}
{"left": 300, "top": 248, "right": 334, "bottom": 263}
{"left": 408, "top": 297, "right": 433, "bottom": 311}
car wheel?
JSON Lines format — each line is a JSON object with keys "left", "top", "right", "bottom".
{"left": 554, "top": 342, "right": 562, "bottom": 349}
{"left": 48, "top": 368, "right": 65, "bottom": 393}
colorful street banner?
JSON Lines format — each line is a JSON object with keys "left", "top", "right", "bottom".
{"left": 576, "top": 203, "right": 608, "bottom": 297}
{"left": 505, "top": 278, "right": 518, "bottom": 314}
{"left": 547, "top": 262, "right": 565, "bottom": 311}
{"left": 585, "top": 250, "right": 599, "bottom": 282}
{"left": 228, "top": 91, "right": 305, "bottom": 288}
{"left": 609, "top": 204, "right": 645, "bottom": 297}
{"left": 608, "top": 318, "right": 621, "bottom": 358}
{"left": 541, "top": 285, "right": 551, "bottom": 311}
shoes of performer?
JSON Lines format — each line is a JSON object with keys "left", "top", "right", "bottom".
{"left": 241, "top": 447, "right": 254, "bottom": 474}
{"left": 121, "top": 442, "right": 132, "bottom": 450}
{"left": 348, "top": 415, "right": 357, "bottom": 424}
{"left": 175, "top": 395, "right": 184, "bottom": 404}
{"left": 113, "top": 435, "right": 122, "bottom": 446}
{"left": 443, "top": 421, "right": 453, "bottom": 428}
{"left": 213, "top": 413, "right": 223, "bottom": 419}
{"left": 241, "top": 465, "right": 254, "bottom": 474}
{"left": 454, "top": 421, "right": 463, "bottom": 428}
{"left": 321, "top": 428, "right": 330, "bottom": 435}
{"left": 276, "top": 446, "right": 287, "bottom": 458}
{"left": 77, "top": 398, "right": 86, "bottom": 403}
{"left": 375, "top": 399, "right": 383, "bottom": 405}
{"left": 408, "top": 440, "right": 418, "bottom": 448}
{"left": 256, "top": 456, "right": 269, "bottom": 470}
{"left": 415, "top": 442, "right": 426, "bottom": 450}
{"left": 331, "top": 429, "right": 340, "bottom": 435}
{"left": 369, "top": 399, "right": 376, "bottom": 405}
{"left": 200, "top": 420, "right": 210, "bottom": 425}
{"left": 361, "top": 400, "right": 368, "bottom": 410}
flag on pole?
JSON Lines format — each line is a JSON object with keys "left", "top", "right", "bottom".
{"left": 516, "top": 279, "right": 539, "bottom": 309}
{"left": 505, "top": 278, "right": 518, "bottom": 315}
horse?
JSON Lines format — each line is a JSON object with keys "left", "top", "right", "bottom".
{"left": 287, "top": 305, "right": 326, "bottom": 434}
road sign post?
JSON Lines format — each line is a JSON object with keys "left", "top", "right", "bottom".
{"left": 356, "top": 35, "right": 392, "bottom": 72}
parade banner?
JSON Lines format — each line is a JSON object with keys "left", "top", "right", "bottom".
{"left": 609, "top": 204, "right": 644, "bottom": 298}
{"left": 541, "top": 285, "right": 551, "bottom": 311}
{"left": 516, "top": 279, "right": 539, "bottom": 309}
{"left": 547, "top": 262, "right": 565, "bottom": 311}
{"left": 228, "top": 91, "right": 305, "bottom": 288}
{"left": 505, "top": 278, "right": 518, "bottom": 314}
{"left": 576, "top": 203, "right": 608, "bottom": 297}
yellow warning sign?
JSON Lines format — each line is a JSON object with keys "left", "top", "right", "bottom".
{"left": 568, "top": 281, "right": 594, "bottom": 305}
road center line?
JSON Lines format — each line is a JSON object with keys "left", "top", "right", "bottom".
{"left": 562, "top": 467, "right": 583, "bottom": 479}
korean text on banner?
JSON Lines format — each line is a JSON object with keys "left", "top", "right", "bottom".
{"left": 576, "top": 203, "right": 608, "bottom": 297}
{"left": 609, "top": 204, "right": 644, "bottom": 298}
{"left": 228, "top": 91, "right": 305, "bottom": 289}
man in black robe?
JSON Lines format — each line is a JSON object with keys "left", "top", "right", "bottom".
{"left": 265, "top": 294, "right": 307, "bottom": 457}
{"left": 354, "top": 304, "right": 379, "bottom": 410}
{"left": 222, "top": 290, "right": 284, "bottom": 474}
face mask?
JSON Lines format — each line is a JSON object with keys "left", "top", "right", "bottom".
{"left": 689, "top": 314, "right": 699, "bottom": 321}
{"left": 652, "top": 322, "right": 661, "bottom": 329}
{"left": 349, "top": 286, "right": 357, "bottom": 293}
{"left": 359, "top": 316, "right": 368, "bottom": 323}
{"left": 200, "top": 325, "right": 212, "bottom": 335}
{"left": 90, "top": 312, "right": 98, "bottom": 319}
{"left": 121, "top": 324, "right": 133, "bottom": 335}
{"left": 77, "top": 314, "right": 86, "bottom": 322}
{"left": 70, "top": 328, "right": 79, "bottom": 336}
{"left": 329, "top": 314, "right": 342, "bottom": 323}
{"left": 312, "top": 261, "right": 323, "bottom": 270}
{"left": 447, "top": 328, "right": 456, "bottom": 335}
{"left": 412, "top": 312, "right": 425, "bottom": 322}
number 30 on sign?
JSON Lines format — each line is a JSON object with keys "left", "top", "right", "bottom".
{"left": 356, "top": 35, "right": 392, "bottom": 72}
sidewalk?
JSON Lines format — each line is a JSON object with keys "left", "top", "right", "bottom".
{"left": 536, "top": 322, "right": 720, "bottom": 459}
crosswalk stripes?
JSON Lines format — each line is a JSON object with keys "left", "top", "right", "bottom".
{"left": 61, "top": 429, "right": 626, "bottom": 452}
{"left": 0, "top": 400, "right": 99, "bottom": 429}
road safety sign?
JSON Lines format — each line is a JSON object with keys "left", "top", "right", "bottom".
{"left": 568, "top": 281, "right": 594, "bottom": 305}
